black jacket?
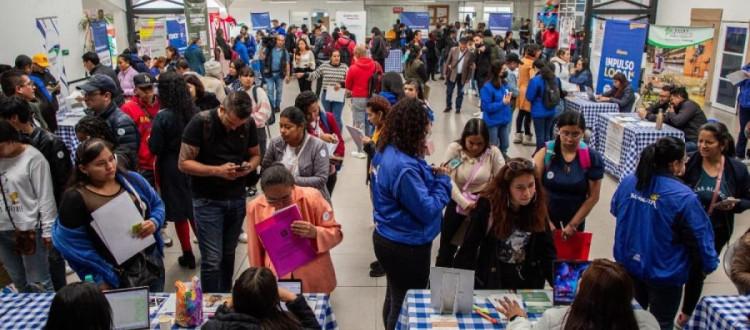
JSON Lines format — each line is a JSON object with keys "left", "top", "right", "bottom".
{"left": 682, "top": 153, "right": 750, "bottom": 229}
{"left": 645, "top": 100, "right": 670, "bottom": 121}
{"left": 23, "top": 127, "right": 71, "bottom": 202}
{"left": 93, "top": 102, "right": 140, "bottom": 170}
{"left": 602, "top": 84, "right": 636, "bottom": 113}
{"left": 371, "top": 35, "right": 388, "bottom": 61}
{"left": 664, "top": 99, "right": 707, "bottom": 143}
{"left": 454, "top": 198, "right": 555, "bottom": 289}
{"left": 202, "top": 295, "right": 321, "bottom": 330}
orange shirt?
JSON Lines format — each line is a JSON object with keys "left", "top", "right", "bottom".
{"left": 246, "top": 186, "right": 343, "bottom": 293}
{"left": 516, "top": 55, "right": 537, "bottom": 112}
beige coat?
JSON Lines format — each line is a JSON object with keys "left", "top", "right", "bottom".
{"left": 443, "top": 46, "right": 475, "bottom": 85}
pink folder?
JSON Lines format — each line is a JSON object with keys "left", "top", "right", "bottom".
{"left": 255, "top": 204, "right": 317, "bottom": 277}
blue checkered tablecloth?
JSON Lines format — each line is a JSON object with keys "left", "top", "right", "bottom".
{"left": 56, "top": 125, "right": 79, "bottom": 161}
{"left": 0, "top": 292, "right": 337, "bottom": 329}
{"left": 593, "top": 112, "right": 684, "bottom": 181}
{"left": 686, "top": 295, "right": 750, "bottom": 330}
{"left": 564, "top": 96, "right": 620, "bottom": 150}
{"left": 385, "top": 49, "right": 403, "bottom": 73}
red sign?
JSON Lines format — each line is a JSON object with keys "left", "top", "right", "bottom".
{"left": 393, "top": 7, "right": 403, "bottom": 14}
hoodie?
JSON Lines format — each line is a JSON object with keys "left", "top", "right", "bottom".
{"left": 345, "top": 57, "right": 382, "bottom": 98}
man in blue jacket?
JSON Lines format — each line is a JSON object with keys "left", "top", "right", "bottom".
{"left": 184, "top": 38, "right": 206, "bottom": 75}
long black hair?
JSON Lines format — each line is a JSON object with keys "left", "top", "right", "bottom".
{"left": 406, "top": 44, "right": 422, "bottom": 66}
{"left": 635, "top": 136, "right": 685, "bottom": 191}
{"left": 280, "top": 106, "right": 307, "bottom": 127}
{"left": 490, "top": 61, "right": 507, "bottom": 89}
{"left": 157, "top": 71, "right": 196, "bottom": 126}
{"left": 70, "top": 138, "right": 123, "bottom": 188}
{"left": 458, "top": 118, "right": 490, "bottom": 154}
{"left": 232, "top": 267, "right": 302, "bottom": 330}
{"left": 533, "top": 58, "right": 555, "bottom": 83}
{"left": 45, "top": 282, "right": 113, "bottom": 330}
{"left": 699, "top": 122, "right": 735, "bottom": 158}
{"left": 381, "top": 72, "right": 404, "bottom": 100}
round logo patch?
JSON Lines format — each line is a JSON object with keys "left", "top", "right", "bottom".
{"left": 56, "top": 151, "right": 65, "bottom": 159}
{"left": 322, "top": 211, "right": 331, "bottom": 222}
{"left": 320, "top": 149, "right": 327, "bottom": 158}
{"left": 546, "top": 171, "right": 555, "bottom": 180}
{"left": 117, "top": 128, "right": 126, "bottom": 136}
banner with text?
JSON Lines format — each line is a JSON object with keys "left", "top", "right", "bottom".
{"left": 596, "top": 20, "right": 648, "bottom": 94}
{"left": 137, "top": 18, "right": 167, "bottom": 58}
{"left": 400, "top": 12, "right": 430, "bottom": 31}
{"left": 488, "top": 13, "right": 512, "bottom": 36}
{"left": 35, "top": 17, "right": 71, "bottom": 116}
{"left": 251, "top": 12, "right": 271, "bottom": 31}
{"left": 90, "top": 20, "right": 111, "bottom": 67}
{"left": 166, "top": 19, "right": 188, "bottom": 55}
{"left": 184, "top": 0, "right": 210, "bottom": 57}
{"left": 336, "top": 11, "right": 367, "bottom": 46}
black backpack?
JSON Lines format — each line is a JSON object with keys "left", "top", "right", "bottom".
{"left": 543, "top": 78, "right": 562, "bottom": 109}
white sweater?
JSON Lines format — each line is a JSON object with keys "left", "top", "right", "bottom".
{"left": 294, "top": 50, "right": 316, "bottom": 70}
{"left": 0, "top": 146, "right": 57, "bottom": 237}
{"left": 508, "top": 307, "right": 660, "bottom": 330}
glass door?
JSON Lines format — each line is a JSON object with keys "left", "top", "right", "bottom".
{"left": 711, "top": 23, "right": 749, "bottom": 113}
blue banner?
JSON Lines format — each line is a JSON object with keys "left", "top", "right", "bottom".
{"left": 488, "top": 13, "right": 512, "bottom": 35}
{"left": 251, "top": 12, "right": 270, "bottom": 31}
{"left": 400, "top": 12, "right": 430, "bottom": 31}
{"left": 166, "top": 19, "right": 188, "bottom": 55}
{"left": 596, "top": 20, "right": 648, "bottom": 94}
{"left": 90, "top": 20, "right": 111, "bottom": 66}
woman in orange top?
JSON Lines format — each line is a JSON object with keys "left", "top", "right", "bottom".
{"left": 514, "top": 44, "right": 541, "bottom": 146}
{"left": 246, "top": 163, "right": 343, "bottom": 293}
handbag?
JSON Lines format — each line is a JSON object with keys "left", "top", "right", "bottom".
{"left": 0, "top": 174, "right": 39, "bottom": 256}
{"left": 455, "top": 150, "right": 489, "bottom": 215}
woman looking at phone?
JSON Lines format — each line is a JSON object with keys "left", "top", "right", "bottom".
{"left": 676, "top": 122, "right": 750, "bottom": 327}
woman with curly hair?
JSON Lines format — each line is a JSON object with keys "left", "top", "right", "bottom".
{"left": 148, "top": 71, "right": 198, "bottom": 268}
{"left": 370, "top": 97, "right": 451, "bottom": 329}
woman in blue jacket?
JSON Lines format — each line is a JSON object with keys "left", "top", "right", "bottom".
{"left": 526, "top": 59, "right": 562, "bottom": 149}
{"left": 184, "top": 38, "right": 206, "bottom": 76}
{"left": 611, "top": 137, "right": 718, "bottom": 330}
{"left": 370, "top": 97, "right": 451, "bottom": 330}
{"left": 569, "top": 57, "right": 593, "bottom": 91}
{"left": 53, "top": 138, "right": 166, "bottom": 292}
{"left": 480, "top": 61, "right": 514, "bottom": 155}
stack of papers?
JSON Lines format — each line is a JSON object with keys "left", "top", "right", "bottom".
{"left": 90, "top": 193, "right": 155, "bottom": 265}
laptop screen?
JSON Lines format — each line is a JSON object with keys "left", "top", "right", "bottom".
{"left": 103, "top": 286, "right": 150, "bottom": 330}
{"left": 553, "top": 261, "right": 591, "bottom": 305}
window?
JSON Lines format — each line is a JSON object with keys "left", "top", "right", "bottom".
{"left": 458, "top": 6, "right": 476, "bottom": 24}
{"left": 483, "top": 5, "right": 513, "bottom": 24}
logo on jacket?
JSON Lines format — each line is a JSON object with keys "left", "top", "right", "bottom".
{"left": 629, "top": 192, "right": 658, "bottom": 209}
{"left": 8, "top": 191, "right": 19, "bottom": 205}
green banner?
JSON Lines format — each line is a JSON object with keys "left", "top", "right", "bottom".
{"left": 184, "top": 0, "right": 210, "bottom": 57}
{"left": 647, "top": 25, "right": 714, "bottom": 49}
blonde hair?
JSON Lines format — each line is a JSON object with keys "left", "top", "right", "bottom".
{"left": 354, "top": 44, "right": 367, "bottom": 58}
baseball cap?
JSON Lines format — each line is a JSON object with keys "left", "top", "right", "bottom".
{"left": 133, "top": 73, "right": 155, "bottom": 88}
{"left": 506, "top": 53, "right": 521, "bottom": 63}
{"left": 77, "top": 74, "right": 118, "bottom": 95}
{"left": 32, "top": 53, "right": 50, "bottom": 68}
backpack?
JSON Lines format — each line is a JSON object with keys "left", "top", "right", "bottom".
{"left": 247, "top": 86, "right": 275, "bottom": 126}
{"left": 376, "top": 37, "right": 389, "bottom": 60}
{"left": 368, "top": 65, "right": 383, "bottom": 97}
{"left": 543, "top": 140, "right": 591, "bottom": 171}
{"left": 543, "top": 78, "right": 562, "bottom": 109}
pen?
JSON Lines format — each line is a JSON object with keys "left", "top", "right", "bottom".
{"left": 472, "top": 304, "right": 490, "bottom": 314}
{"left": 473, "top": 307, "right": 497, "bottom": 324}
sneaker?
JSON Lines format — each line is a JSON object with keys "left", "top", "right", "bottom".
{"left": 455, "top": 109, "right": 461, "bottom": 114}
{"left": 351, "top": 151, "right": 366, "bottom": 159}
{"left": 369, "top": 262, "right": 386, "bottom": 277}
{"left": 239, "top": 232, "right": 248, "bottom": 244}
{"left": 513, "top": 132, "right": 523, "bottom": 144}
{"left": 443, "top": 107, "right": 452, "bottom": 113}
{"left": 472, "top": 111, "right": 482, "bottom": 118}
{"left": 178, "top": 251, "right": 196, "bottom": 269}
{"left": 161, "top": 230, "right": 173, "bottom": 247}
{"left": 523, "top": 134, "right": 535, "bottom": 146}
{"left": 369, "top": 260, "right": 380, "bottom": 269}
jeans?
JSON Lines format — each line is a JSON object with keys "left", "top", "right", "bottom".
{"left": 193, "top": 197, "right": 246, "bottom": 293}
{"left": 533, "top": 116, "right": 555, "bottom": 149}
{"left": 737, "top": 107, "right": 750, "bottom": 158}
{"left": 0, "top": 230, "right": 52, "bottom": 292}
{"left": 489, "top": 124, "right": 511, "bottom": 154}
{"left": 516, "top": 111, "right": 532, "bottom": 135}
{"left": 543, "top": 47, "right": 556, "bottom": 60}
{"left": 265, "top": 73, "right": 284, "bottom": 110}
{"left": 374, "top": 231, "right": 431, "bottom": 330}
{"left": 351, "top": 97, "right": 371, "bottom": 151}
{"left": 445, "top": 79, "right": 466, "bottom": 111}
{"left": 321, "top": 89, "right": 345, "bottom": 130}
{"left": 631, "top": 274, "right": 683, "bottom": 330}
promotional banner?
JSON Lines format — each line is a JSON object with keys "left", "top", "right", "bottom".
{"left": 184, "top": 0, "right": 210, "bottom": 57}
{"left": 335, "top": 11, "right": 367, "bottom": 45}
{"left": 644, "top": 25, "right": 715, "bottom": 105}
{"left": 400, "top": 12, "right": 430, "bottom": 31}
{"left": 137, "top": 18, "right": 167, "bottom": 58}
{"left": 166, "top": 19, "right": 188, "bottom": 55}
{"left": 596, "top": 20, "right": 648, "bottom": 94}
{"left": 251, "top": 12, "right": 271, "bottom": 31}
{"left": 35, "top": 17, "right": 71, "bottom": 116}
{"left": 488, "top": 13, "right": 512, "bottom": 36}
{"left": 90, "top": 20, "right": 112, "bottom": 67}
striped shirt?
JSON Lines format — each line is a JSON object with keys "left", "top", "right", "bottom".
{"left": 307, "top": 62, "right": 348, "bottom": 90}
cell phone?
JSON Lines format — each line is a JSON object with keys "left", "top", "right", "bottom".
{"left": 278, "top": 279, "right": 303, "bottom": 295}
{"left": 447, "top": 158, "right": 462, "bottom": 169}
{"left": 236, "top": 163, "right": 251, "bottom": 171}
{"left": 717, "top": 197, "right": 739, "bottom": 208}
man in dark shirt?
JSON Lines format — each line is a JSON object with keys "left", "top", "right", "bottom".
{"left": 639, "top": 85, "right": 673, "bottom": 121}
{"left": 178, "top": 91, "right": 261, "bottom": 293}
{"left": 82, "top": 51, "right": 124, "bottom": 105}
{"left": 664, "top": 86, "right": 707, "bottom": 153}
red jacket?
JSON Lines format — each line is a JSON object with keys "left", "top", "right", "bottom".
{"left": 543, "top": 30, "right": 559, "bottom": 49}
{"left": 120, "top": 95, "right": 160, "bottom": 171}
{"left": 345, "top": 57, "right": 382, "bottom": 98}
{"left": 308, "top": 111, "right": 345, "bottom": 158}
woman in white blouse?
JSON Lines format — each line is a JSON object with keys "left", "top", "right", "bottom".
{"left": 435, "top": 118, "right": 505, "bottom": 267}
{"left": 293, "top": 39, "right": 316, "bottom": 92}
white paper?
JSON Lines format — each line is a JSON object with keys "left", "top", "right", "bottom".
{"left": 728, "top": 70, "right": 749, "bottom": 86}
{"left": 604, "top": 119, "right": 626, "bottom": 165}
{"left": 91, "top": 192, "right": 155, "bottom": 265}
{"left": 429, "top": 267, "right": 474, "bottom": 314}
{"left": 325, "top": 86, "right": 346, "bottom": 103}
{"left": 326, "top": 142, "right": 337, "bottom": 156}
{"left": 345, "top": 125, "right": 365, "bottom": 151}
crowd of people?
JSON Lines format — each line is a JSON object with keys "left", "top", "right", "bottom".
{"left": 0, "top": 15, "right": 749, "bottom": 330}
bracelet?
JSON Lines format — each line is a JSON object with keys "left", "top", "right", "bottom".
{"left": 509, "top": 315, "right": 519, "bottom": 322}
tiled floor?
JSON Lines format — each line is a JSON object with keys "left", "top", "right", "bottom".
{"left": 67, "top": 78, "right": 749, "bottom": 330}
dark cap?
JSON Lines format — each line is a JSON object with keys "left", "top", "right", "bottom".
{"left": 77, "top": 74, "right": 118, "bottom": 94}
{"left": 133, "top": 73, "right": 155, "bottom": 88}
{"left": 506, "top": 53, "right": 521, "bottom": 63}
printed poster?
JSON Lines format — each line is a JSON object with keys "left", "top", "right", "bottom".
{"left": 335, "top": 11, "right": 367, "bottom": 46}
{"left": 596, "top": 20, "right": 648, "bottom": 94}
{"left": 35, "top": 17, "right": 71, "bottom": 116}
{"left": 184, "top": 0, "right": 210, "bottom": 57}
{"left": 90, "top": 20, "right": 112, "bottom": 67}
{"left": 488, "top": 13, "right": 513, "bottom": 36}
{"left": 251, "top": 12, "right": 271, "bottom": 32}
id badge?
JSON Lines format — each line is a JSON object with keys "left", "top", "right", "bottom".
{"left": 448, "top": 158, "right": 462, "bottom": 169}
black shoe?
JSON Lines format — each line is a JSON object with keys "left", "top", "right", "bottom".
{"left": 178, "top": 252, "right": 196, "bottom": 269}
{"left": 369, "top": 260, "right": 380, "bottom": 269}
{"left": 443, "top": 108, "right": 452, "bottom": 113}
{"left": 455, "top": 109, "right": 461, "bottom": 114}
{"left": 369, "top": 262, "right": 386, "bottom": 277}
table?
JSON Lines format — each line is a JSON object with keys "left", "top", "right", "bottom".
{"left": 396, "top": 289, "right": 552, "bottom": 329}
{"left": 686, "top": 295, "right": 750, "bottom": 330}
{"left": 56, "top": 111, "right": 84, "bottom": 160}
{"left": 593, "top": 112, "right": 684, "bottom": 181}
{"left": 564, "top": 95, "right": 620, "bottom": 148}
{"left": 0, "top": 292, "right": 338, "bottom": 329}
{"left": 385, "top": 49, "right": 403, "bottom": 73}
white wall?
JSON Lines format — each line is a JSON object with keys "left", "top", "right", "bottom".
{"left": 228, "top": 1, "right": 365, "bottom": 32}
{"left": 656, "top": 0, "right": 750, "bottom": 26}
{"left": 0, "top": 0, "right": 87, "bottom": 80}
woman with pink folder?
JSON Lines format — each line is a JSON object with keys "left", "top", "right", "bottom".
{"left": 246, "top": 164, "right": 343, "bottom": 294}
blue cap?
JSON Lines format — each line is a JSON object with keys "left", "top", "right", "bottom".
{"left": 77, "top": 74, "right": 118, "bottom": 95}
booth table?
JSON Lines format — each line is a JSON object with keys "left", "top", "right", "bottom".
{"left": 564, "top": 95, "right": 620, "bottom": 150}
{"left": 56, "top": 110, "right": 85, "bottom": 161}
{"left": 686, "top": 295, "right": 750, "bottom": 330}
{"left": 593, "top": 112, "right": 684, "bottom": 181}
{"left": 0, "top": 292, "right": 338, "bottom": 329}
{"left": 385, "top": 49, "right": 403, "bottom": 73}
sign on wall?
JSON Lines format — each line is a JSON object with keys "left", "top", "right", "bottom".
{"left": 166, "top": 18, "right": 188, "bottom": 55}
{"left": 336, "top": 11, "right": 367, "bottom": 45}
{"left": 596, "top": 20, "right": 648, "bottom": 94}
{"left": 400, "top": 12, "right": 430, "bottom": 31}
{"left": 90, "top": 20, "right": 111, "bottom": 67}
{"left": 137, "top": 18, "right": 167, "bottom": 58}
{"left": 184, "top": 0, "right": 210, "bottom": 57}
{"left": 251, "top": 12, "right": 271, "bottom": 31}
{"left": 488, "top": 13, "right": 512, "bottom": 36}
{"left": 35, "top": 16, "right": 70, "bottom": 115}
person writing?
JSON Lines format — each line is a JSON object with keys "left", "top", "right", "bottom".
{"left": 454, "top": 158, "right": 556, "bottom": 289}
{"left": 596, "top": 72, "right": 635, "bottom": 112}
{"left": 246, "top": 164, "right": 342, "bottom": 294}
{"left": 532, "top": 111, "right": 603, "bottom": 238}
{"left": 53, "top": 139, "right": 166, "bottom": 291}
{"left": 611, "top": 137, "right": 718, "bottom": 330}
{"left": 435, "top": 119, "right": 504, "bottom": 267}
{"left": 295, "top": 92, "right": 344, "bottom": 195}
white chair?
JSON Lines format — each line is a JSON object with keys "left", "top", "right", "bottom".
{"left": 630, "top": 92, "right": 641, "bottom": 113}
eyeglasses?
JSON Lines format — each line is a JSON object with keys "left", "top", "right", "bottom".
{"left": 559, "top": 130, "right": 582, "bottom": 139}
{"left": 506, "top": 158, "right": 534, "bottom": 171}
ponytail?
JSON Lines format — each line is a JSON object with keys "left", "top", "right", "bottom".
{"left": 635, "top": 137, "right": 685, "bottom": 192}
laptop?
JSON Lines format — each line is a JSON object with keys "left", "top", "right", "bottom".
{"left": 553, "top": 261, "right": 592, "bottom": 305}
{"left": 103, "top": 286, "right": 150, "bottom": 330}
{"left": 584, "top": 86, "right": 597, "bottom": 101}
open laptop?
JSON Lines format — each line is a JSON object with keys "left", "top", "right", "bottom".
{"left": 103, "top": 286, "right": 150, "bottom": 330}
{"left": 553, "top": 261, "right": 592, "bottom": 305}
{"left": 584, "top": 86, "right": 597, "bottom": 101}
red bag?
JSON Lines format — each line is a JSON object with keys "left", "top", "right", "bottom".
{"left": 553, "top": 230, "right": 592, "bottom": 261}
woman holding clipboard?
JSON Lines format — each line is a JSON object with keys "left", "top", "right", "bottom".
{"left": 246, "top": 164, "right": 343, "bottom": 294}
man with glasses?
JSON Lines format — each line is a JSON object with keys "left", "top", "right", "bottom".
{"left": 639, "top": 85, "right": 673, "bottom": 121}
{"left": 0, "top": 70, "right": 49, "bottom": 130}
{"left": 121, "top": 73, "right": 160, "bottom": 187}
{"left": 76, "top": 74, "right": 140, "bottom": 170}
